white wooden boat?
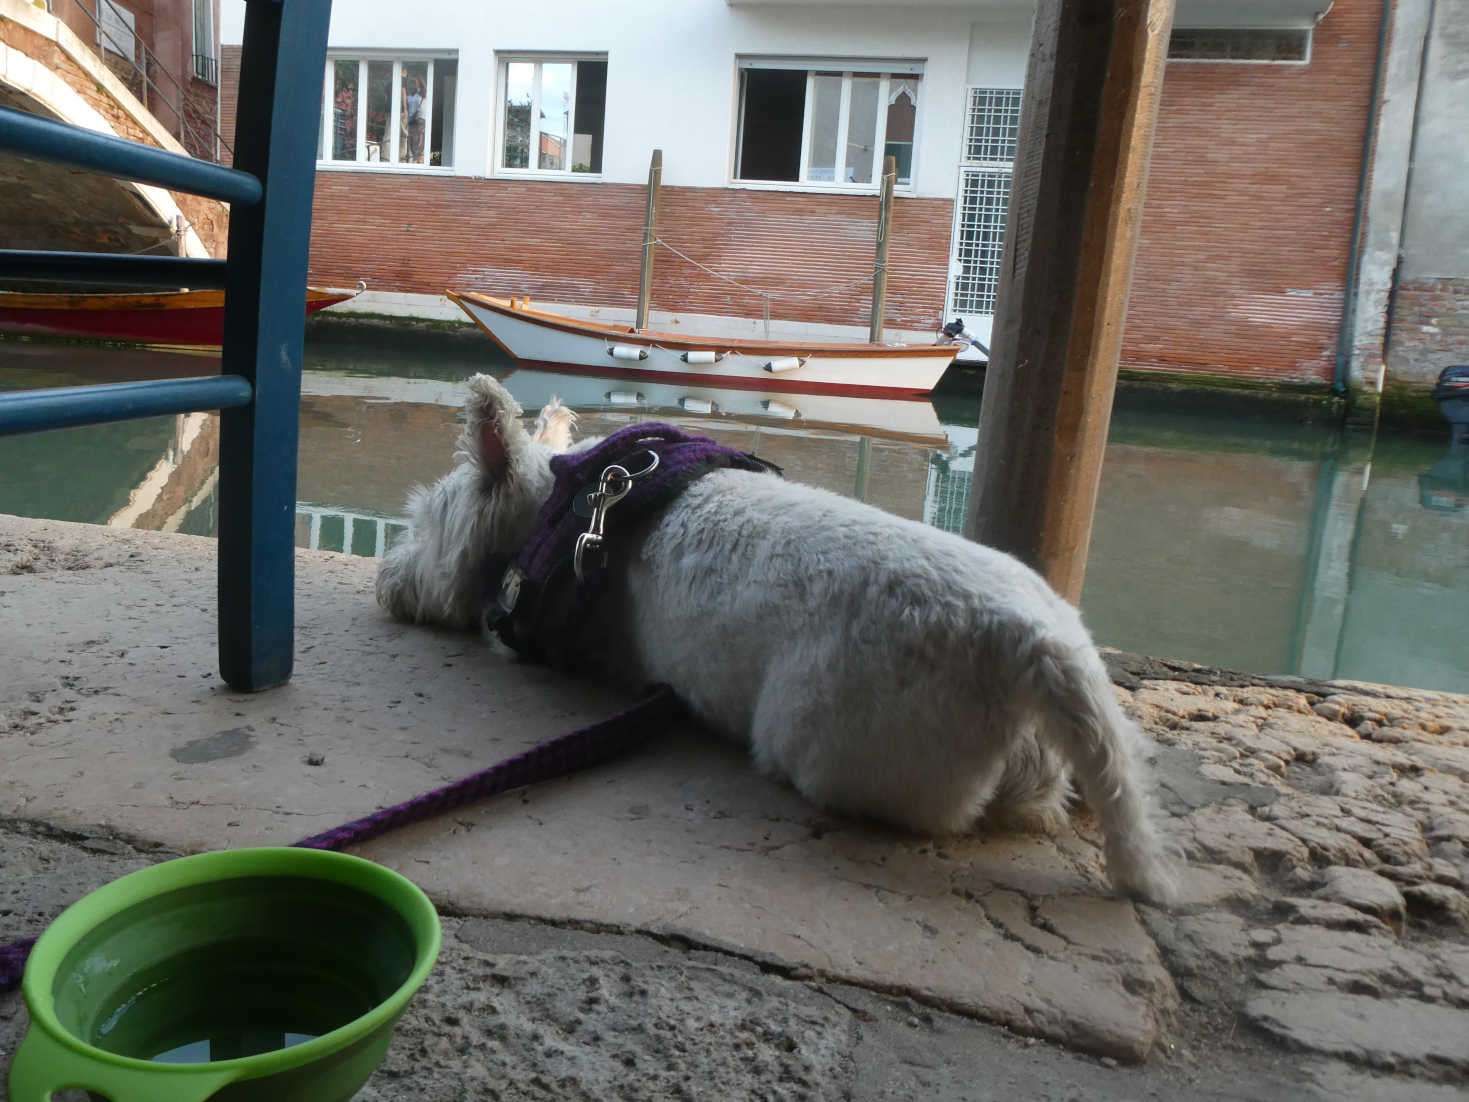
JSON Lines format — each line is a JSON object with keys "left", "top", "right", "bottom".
{"left": 447, "top": 290, "right": 961, "bottom": 399}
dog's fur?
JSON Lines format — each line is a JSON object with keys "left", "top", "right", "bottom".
{"left": 377, "top": 374, "right": 1177, "bottom": 902}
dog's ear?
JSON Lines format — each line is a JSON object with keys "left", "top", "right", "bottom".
{"left": 460, "top": 374, "right": 527, "bottom": 481}
{"left": 531, "top": 397, "right": 576, "bottom": 452}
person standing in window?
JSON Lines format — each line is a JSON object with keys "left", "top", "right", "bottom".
{"left": 333, "top": 81, "right": 356, "bottom": 160}
{"left": 403, "top": 76, "right": 426, "bottom": 162}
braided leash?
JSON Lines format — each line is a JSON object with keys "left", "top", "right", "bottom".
{"left": 0, "top": 684, "right": 681, "bottom": 993}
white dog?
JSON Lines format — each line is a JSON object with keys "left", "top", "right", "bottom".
{"left": 377, "top": 374, "right": 1177, "bottom": 902}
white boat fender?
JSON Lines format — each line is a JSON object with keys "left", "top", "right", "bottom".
{"left": 680, "top": 350, "right": 724, "bottom": 364}
{"left": 607, "top": 391, "right": 644, "bottom": 406}
{"left": 608, "top": 345, "right": 649, "bottom": 361}
{"left": 761, "top": 399, "right": 800, "bottom": 419}
{"left": 764, "top": 356, "right": 805, "bottom": 374}
{"left": 678, "top": 397, "right": 714, "bottom": 414}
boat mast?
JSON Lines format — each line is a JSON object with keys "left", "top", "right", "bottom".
{"left": 635, "top": 148, "right": 662, "bottom": 332}
{"left": 869, "top": 155, "right": 896, "bottom": 343}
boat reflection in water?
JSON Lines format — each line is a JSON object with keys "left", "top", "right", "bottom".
{"left": 294, "top": 364, "right": 951, "bottom": 542}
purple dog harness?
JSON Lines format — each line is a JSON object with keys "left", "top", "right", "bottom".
{"left": 0, "top": 423, "right": 778, "bottom": 991}
{"left": 485, "top": 421, "right": 780, "bottom": 672}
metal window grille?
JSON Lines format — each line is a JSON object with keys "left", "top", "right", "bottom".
{"left": 1168, "top": 29, "right": 1310, "bottom": 62}
{"left": 964, "top": 86, "right": 1022, "bottom": 163}
{"left": 948, "top": 88, "right": 1020, "bottom": 318}
{"left": 923, "top": 461, "right": 971, "bottom": 536}
{"left": 949, "top": 167, "right": 1011, "bottom": 316}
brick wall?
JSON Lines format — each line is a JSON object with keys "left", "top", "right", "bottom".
{"left": 1385, "top": 278, "right": 1469, "bottom": 384}
{"left": 218, "top": 43, "right": 240, "bottom": 164}
{"left": 306, "top": 173, "right": 954, "bottom": 333}
{"left": 1121, "top": 0, "right": 1385, "bottom": 385}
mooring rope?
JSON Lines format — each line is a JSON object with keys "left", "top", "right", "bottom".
{"left": 650, "top": 236, "right": 892, "bottom": 339}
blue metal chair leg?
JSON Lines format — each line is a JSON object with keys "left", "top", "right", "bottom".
{"left": 217, "top": 0, "right": 333, "bottom": 692}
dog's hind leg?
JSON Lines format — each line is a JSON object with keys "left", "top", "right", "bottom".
{"left": 743, "top": 658, "right": 1012, "bottom": 837}
{"left": 981, "top": 734, "right": 1071, "bottom": 834}
{"left": 1021, "top": 637, "right": 1178, "bottom": 903}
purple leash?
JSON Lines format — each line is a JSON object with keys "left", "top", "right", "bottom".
{"left": 0, "top": 684, "right": 681, "bottom": 992}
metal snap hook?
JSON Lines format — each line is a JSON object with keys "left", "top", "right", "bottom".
{"left": 573, "top": 450, "right": 661, "bottom": 582}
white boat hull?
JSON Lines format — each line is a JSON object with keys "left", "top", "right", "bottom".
{"left": 449, "top": 292, "right": 958, "bottom": 399}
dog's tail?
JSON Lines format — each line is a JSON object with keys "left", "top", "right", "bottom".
{"left": 1019, "top": 633, "right": 1178, "bottom": 904}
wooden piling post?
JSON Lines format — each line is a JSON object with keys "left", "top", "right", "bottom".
{"left": 962, "top": 0, "right": 1175, "bottom": 604}
{"left": 635, "top": 148, "right": 662, "bottom": 332}
{"left": 869, "top": 155, "right": 896, "bottom": 343}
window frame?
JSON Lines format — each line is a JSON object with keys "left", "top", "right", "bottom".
{"left": 191, "top": 0, "right": 217, "bottom": 85}
{"left": 732, "top": 57, "right": 924, "bottom": 196}
{"left": 1166, "top": 27, "right": 1314, "bottom": 65}
{"left": 492, "top": 52, "right": 609, "bottom": 181}
{"left": 316, "top": 51, "right": 457, "bottom": 174}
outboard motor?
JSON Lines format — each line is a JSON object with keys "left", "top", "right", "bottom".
{"left": 942, "top": 318, "right": 990, "bottom": 359}
{"left": 1431, "top": 365, "right": 1469, "bottom": 441}
{"left": 1420, "top": 365, "right": 1469, "bottom": 511}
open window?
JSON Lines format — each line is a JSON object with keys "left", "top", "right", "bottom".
{"left": 498, "top": 55, "right": 608, "bottom": 174}
{"left": 735, "top": 59, "right": 922, "bottom": 189}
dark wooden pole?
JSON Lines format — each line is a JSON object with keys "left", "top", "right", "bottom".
{"left": 963, "top": 0, "right": 1175, "bottom": 604}
{"left": 869, "top": 154, "right": 896, "bottom": 343}
{"left": 635, "top": 148, "right": 662, "bottom": 332}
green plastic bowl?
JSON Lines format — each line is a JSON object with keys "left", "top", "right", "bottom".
{"left": 7, "top": 847, "right": 440, "bottom": 1102}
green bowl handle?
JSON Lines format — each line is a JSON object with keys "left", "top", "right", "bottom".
{"left": 7, "top": 1027, "right": 238, "bottom": 1102}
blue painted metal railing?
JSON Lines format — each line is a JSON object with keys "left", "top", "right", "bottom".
{"left": 0, "top": 0, "right": 334, "bottom": 692}
{"left": 0, "top": 377, "right": 253, "bottom": 435}
{"left": 0, "top": 107, "right": 261, "bottom": 203}
{"left": 0, "top": 252, "right": 228, "bottom": 288}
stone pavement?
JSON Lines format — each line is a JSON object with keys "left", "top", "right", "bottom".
{"left": 2, "top": 513, "right": 1467, "bottom": 1100}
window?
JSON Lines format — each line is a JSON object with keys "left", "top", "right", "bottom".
{"left": 99, "top": 0, "right": 136, "bottom": 61}
{"left": 735, "top": 60, "right": 922, "bottom": 189}
{"left": 191, "top": 0, "right": 216, "bottom": 85}
{"left": 498, "top": 56, "right": 607, "bottom": 174}
{"left": 949, "top": 88, "right": 1022, "bottom": 317}
{"left": 319, "top": 55, "right": 458, "bottom": 169}
{"left": 1168, "top": 28, "right": 1311, "bottom": 62}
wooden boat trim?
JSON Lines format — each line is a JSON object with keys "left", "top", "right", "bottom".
{"left": 449, "top": 290, "right": 961, "bottom": 361}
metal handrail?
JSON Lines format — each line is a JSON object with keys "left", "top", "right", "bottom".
{"left": 0, "top": 251, "right": 229, "bottom": 287}
{"left": 0, "top": 107, "right": 260, "bottom": 203}
{"left": 63, "top": 0, "right": 233, "bottom": 162}
{"left": 0, "top": 376, "right": 255, "bottom": 436}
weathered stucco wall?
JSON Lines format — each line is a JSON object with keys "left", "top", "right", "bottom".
{"left": 1386, "top": 0, "right": 1469, "bottom": 386}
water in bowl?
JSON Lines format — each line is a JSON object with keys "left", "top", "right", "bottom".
{"left": 50, "top": 875, "right": 416, "bottom": 1065}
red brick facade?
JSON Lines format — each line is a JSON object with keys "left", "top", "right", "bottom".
{"left": 219, "top": 43, "right": 240, "bottom": 162}
{"left": 1122, "top": 0, "right": 1384, "bottom": 385}
{"left": 52, "top": 0, "right": 222, "bottom": 162}
{"left": 1386, "top": 278, "right": 1469, "bottom": 384}
{"left": 306, "top": 172, "right": 953, "bottom": 332}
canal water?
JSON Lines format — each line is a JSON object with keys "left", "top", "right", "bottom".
{"left": 3, "top": 330, "right": 1467, "bottom": 694}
